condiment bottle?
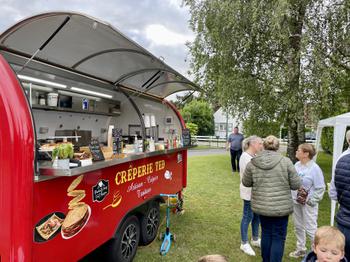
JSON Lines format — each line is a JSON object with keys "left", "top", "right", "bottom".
{"left": 134, "top": 135, "right": 139, "bottom": 153}
{"left": 165, "top": 139, "right": 169, "bottom": 150}
{"left": 149, "top": 137, "right": 155, "bottom": 152}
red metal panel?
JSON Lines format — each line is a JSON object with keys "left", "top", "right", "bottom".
{"left": 32, "top": 151, "right": 185, "bottom": 261}
{"left": 182, "top": 150, "right": 188, "bottom": 188}
{"left": 162, "top": 100, "right": 188, "bottom": 187}
{"left": 0, "top": 55, "right": 35, "bottom": 261}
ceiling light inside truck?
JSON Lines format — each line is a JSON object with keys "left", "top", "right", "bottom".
{"left": 18, "top": 75, "right": 67, "bottom": 89}
{"left": 71, "top": 87, "right": 113, "bottom": 99}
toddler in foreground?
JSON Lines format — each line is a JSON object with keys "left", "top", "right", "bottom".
{"left": 302, "top": 226, "right": 348, "bottom": 262}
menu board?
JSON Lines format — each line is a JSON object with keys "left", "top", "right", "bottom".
{"left": 89, "top": 138, "right": 105, "bottom": 161}
{"left": 112, "top": 128, "right": 123, "bottom": 154}
{"left": 182, "top": 128, "right": 191, "bottom": 146}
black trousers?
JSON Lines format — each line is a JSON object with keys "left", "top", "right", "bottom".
{"left": 230, "top": 149, "right": 242, "bottom": 172}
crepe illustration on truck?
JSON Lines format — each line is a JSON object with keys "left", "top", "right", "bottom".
{"left": 62, "top": 175, "right": 91, "bottom": 239}
{"left": 36, "top": 214, "right": 64, "bottom": 240}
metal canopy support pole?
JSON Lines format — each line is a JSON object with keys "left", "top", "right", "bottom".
{"left": 17, "top": 16, "right": 71, "bottom": 74}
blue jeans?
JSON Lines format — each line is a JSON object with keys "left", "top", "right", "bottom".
{"left": 337, "top": 223, "right": 350, "bottom": 261}
{"left": 241, "top": 200, "right": 260, "bottom": 243}
{"left": 260, "top": 215, "right": 289, "bottom": 262}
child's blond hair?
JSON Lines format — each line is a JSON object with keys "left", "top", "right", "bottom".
{"left": 198, "top": 254, "right": 228, "bottom": 262}
{"left": 314, "top": 226, "right": 345, "bottom": 251}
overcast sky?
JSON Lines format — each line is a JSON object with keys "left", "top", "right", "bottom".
{"left": 0, "top": 0, "right": 194, "bottom": 78}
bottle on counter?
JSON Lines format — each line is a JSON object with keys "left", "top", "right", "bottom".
{"left": 173, "top": 136, "right": 177, "bottom": 148}
{"left": 134, "top": 135, "right": 139, "bottom": 153}
{"left": 39, "top": 94, "right": 46, "bottom": 106}
{"left": 178, "top": 135, "right": 183, "bottom": 147}
{"left": 138, "top": 139, "right": 143, "bottom": 153}
{"left": 149, "top": 137, "right": 155, "bottom": 152}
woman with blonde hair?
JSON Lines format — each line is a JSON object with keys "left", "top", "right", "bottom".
{"left": 289, "top": 143, "right": 325, "bottom": 258}
{"left": 239, "top": 135, "right": 263, "bottom": 256}
{"left": 243, "top": 135, "right": 301, "bottom": 262}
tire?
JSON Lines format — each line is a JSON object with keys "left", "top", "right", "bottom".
{"left": 103, "top": 215, "right": 140, "bottom": 262}
{"left": 140, "top": 201, "right": 160, "bottom": 245}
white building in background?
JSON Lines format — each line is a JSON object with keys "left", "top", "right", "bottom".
{"left": 214, "top": 108, "right": 242, "bottom": 139}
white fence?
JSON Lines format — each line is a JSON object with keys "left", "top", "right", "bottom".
{"left": 193, "top": 136, "right": 315, "bottom": 148}
{"left": 193, "top": 136, "right": 227, "bottom": 148}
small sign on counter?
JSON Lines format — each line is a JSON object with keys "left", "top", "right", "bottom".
{"left": 89, "top": 139, "right": 105, "bottom": 161}
{"left": 112, "top": 128, "right": 123, "bottom": 154}
{"left": 182, "top": 128, "right": 191, "bottom": 146}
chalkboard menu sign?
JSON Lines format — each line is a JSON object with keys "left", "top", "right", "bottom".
{"left": 89, "top": 138, "right": 105, "bottom": 161}
{"left": 112, "top": 128, "right": 123, "bottom": 154}
{"left": 182, "top": 128, "right": 191, "bottom": 146}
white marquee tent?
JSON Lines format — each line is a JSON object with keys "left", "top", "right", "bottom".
{"left": 315, "top": 112, "right": 350, "bottom": 225}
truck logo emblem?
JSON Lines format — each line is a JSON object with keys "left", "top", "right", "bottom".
{"left": 92, "top": 179, "right": 109, "bottom": 202}
{"left": 164, "top": 170, "right": 172, "bottom": 180}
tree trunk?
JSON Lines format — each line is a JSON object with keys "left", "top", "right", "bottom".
{"left": 297, "top": 114, "right": 305, "bottom": 144}
{"left": 286, "top": 0, "right": 308, "bottom": 163}
{"left": 287, "top": 119, "right": 299, "bottom": 163}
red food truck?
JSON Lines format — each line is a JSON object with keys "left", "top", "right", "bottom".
{"left": 0, "top": 12, "right": 196, "bottom": 262}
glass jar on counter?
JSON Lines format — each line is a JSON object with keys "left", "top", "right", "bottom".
{"left": 39, "top": 94, "right": 46, "bottom": 106}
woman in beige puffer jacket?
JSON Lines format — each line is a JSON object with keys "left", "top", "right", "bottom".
{"left": 243, "top": 135, "right": 301, "bottom": 262}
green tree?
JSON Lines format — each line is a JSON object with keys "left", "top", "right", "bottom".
{"left": 186, "top": 122, "right": 199, "bottom": 137}
{"left": 184, "top": 0, "right": 349, "bottom": 162}
{"left": 181, "top": 100, "right": 215, "bottom": 135}
{"left": 243, "top": 113, "right": 281, "bottom": 138}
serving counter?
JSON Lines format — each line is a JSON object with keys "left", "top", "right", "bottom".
{"left": 35, "top": 146, "right": 192, "bottom": 182}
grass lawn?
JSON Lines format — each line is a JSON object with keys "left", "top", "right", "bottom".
{"left": 133, "top": 152, "right": 333, "bottom": 262}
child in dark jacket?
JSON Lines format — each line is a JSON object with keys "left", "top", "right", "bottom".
{"left": 302, "top": 226, "right": 348, "bottom": 262}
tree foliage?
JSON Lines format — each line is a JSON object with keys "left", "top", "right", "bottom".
{"left": 186, "top": 122, "right": 199, "bottom": 145}
{"left": 180, "top": 100, "right": 215, "bottom": 135}
{"left": 184, "top": 0, "right": 349, "bottom": 161}
{"left": 186, "top": 122, "right": 199, "bottom": 137}
{"left": 243, "top": 113, "right": 281, "bottom": 138}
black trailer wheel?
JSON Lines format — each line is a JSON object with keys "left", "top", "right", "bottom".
{"left": 140, "top": 201, "right": 160, "bottom": 245}
{"left": 103, "top": 215, "right": 140, "bottom": 262}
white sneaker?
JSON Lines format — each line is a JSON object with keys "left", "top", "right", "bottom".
{"left": 251, "top": 238, "right": 261, "bottom": 248}
{"left": 240, "top": 243, "right": 256, "bottom": 256}
{"left": 289, "top": 249, "right": 307, "bottom": 258}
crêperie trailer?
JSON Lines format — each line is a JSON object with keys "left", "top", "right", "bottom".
{"left": 0, "top": 12, "right": 196, "bottom": 262}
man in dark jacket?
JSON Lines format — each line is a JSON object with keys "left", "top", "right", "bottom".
{"left": 335, "top": 154, "right": 350, "bottom": 261}
{"left": 333, "top": 130, "right": 350, "bottom": 261}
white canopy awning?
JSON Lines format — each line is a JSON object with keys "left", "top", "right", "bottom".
{"left": 315, "top": 112, "right": 350, "bottom": 225}
{"left": 0, "top": 12, "right": 197, "bottom": 99}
